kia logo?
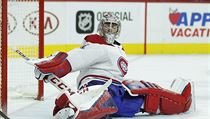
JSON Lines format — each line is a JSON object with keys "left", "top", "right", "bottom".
{"left": 23, "top": 11, "right": 59, "bottom": 35}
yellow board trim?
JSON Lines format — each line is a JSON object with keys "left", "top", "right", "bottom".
{"left": 8, "top": 43, "right": 210, "bottom": 58}
{"left": 147, "top": 43, "right": 210, "bottom": 54}
{"left": 45, "top": 43, "right": 209, "bottom": 55}
{"left": 44, "top": 44, "right": 145, "bottom": 55}
{"left": 8, "top": 46, "right": 38, "bottom": 58}
{"left": 44, "top": 44, "right": 80, "bottom": 56}
{"left": 122, "top": 44, "right": 145, "bottom": 54}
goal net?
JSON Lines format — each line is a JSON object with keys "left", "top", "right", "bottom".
{"left": 1, "top": 0, "right": 44, "bottom": 114}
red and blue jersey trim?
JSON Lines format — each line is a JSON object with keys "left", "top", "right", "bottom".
{"left": 78, "top": 74, "right": 122, "bottom": 88}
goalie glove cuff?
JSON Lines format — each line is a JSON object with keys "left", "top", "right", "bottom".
{"left": 34, "top": 67, "right": 51, "bottom": 81}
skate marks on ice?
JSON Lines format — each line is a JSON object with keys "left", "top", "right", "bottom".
{"left": 113, "top": 110, "right": 206, "bottom": 119}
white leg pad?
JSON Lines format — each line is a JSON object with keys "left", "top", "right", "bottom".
{"left": 170, "top": 78, "right": 196, "bottom": 112}
{"left": 170, "top": 78, "right": 190, "bottom": 94}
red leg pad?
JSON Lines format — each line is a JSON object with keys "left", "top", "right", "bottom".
{"left": 123, "top": 80, "right": 192, "bottom": 115}
{"left": 144, "top": 95, "right": 160, "bottom": 113}
{"left": 76, "top": 91, "right": 118, "bottom": 119}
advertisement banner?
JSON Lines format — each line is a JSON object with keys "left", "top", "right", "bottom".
{"left": 147, "top": 3, "right": 210, "bottom": 43}
{"left": 44, "top": 2, "right": 145, "bottom": 44}
{"left": 8, "top": 1, "right": 209, "bottom": 54}
{"left": 8, "top": 2, "right": 39, "bottom": 46}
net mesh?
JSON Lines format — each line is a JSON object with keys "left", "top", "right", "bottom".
{"left": 7, "top": 0, "right": 42, "bottom": 114}
{"left": 0, "top": 0, "right": 43, "bottom": 113}
{"left": 8, "top": 1, "right": 39, "bottom": 98}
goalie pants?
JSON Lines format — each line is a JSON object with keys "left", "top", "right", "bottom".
{"left": 83, "top": 80, "right": 144, "bottom": 117}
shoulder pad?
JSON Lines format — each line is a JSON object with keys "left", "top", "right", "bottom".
{"left": 84, "top": 34, "right": 108, "bottom": 45}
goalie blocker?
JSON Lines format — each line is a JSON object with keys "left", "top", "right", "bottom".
{"left": 34, "top": 52, "right": 72, "bottom": 81}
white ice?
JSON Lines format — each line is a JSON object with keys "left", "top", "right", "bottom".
{"left": 7, "top": 55, "right": 210, "bottom": 119}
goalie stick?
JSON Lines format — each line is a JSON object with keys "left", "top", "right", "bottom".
{"left": 12, "top": 48, "right": 112, "bottom": 95}
{"left": 0, "top": 111, "right": 9, "bottom": 119}
{"left": 12, "top": 47, "right": 72, "bottom": 92}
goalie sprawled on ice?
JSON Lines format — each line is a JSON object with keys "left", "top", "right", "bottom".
{"left": 34, "top": 12, "right": 193, "bottom": 119}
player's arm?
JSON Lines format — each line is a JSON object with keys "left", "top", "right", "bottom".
{"left": 66, "top": 43, "right": 108, "bottom": 72}
{"left": 34, "top": 43, "right": 108, "bottom": 80}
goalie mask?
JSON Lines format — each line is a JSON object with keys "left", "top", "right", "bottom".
{"left": 98, "top": 12, "right": 121, "bottom": 44}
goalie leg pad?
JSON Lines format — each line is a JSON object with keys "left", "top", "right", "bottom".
{"left": 144, "top": 94, "right": 160, "bottom": 113}
{"left": 53, "top": 83, "right": 117, "bottom": 119}
{"left": 122, "top": 79, "right": 192, "bottom": 115}
{"left": 76, "top": 91, "right": 118, "bottom": 119}
{"left": 53, "top": 92, "right": 78, "bottom": 117}
{"left": 86, "top": 80, "right": 144, "bottom": 117}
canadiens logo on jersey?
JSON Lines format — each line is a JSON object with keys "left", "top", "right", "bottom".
{"left": 117, "top": 57, "right": 128, "bottom": 76}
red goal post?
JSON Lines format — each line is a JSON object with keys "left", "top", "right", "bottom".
{"left": 0, "top": 0, "right": 44, "bottom": 114}
{"left": 1, "top": 0, "right": 8, "bottom": 114}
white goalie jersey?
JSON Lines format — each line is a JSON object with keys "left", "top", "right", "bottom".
{"left": 66, "top": 34, "right": 128, "bottom": 88}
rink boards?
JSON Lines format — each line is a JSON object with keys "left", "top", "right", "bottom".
{"left": 8, "top": 1, "right": 210, "bottom": 56}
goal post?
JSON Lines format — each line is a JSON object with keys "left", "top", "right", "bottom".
{"left": 0, "top": 0, "right": 44, "bottom": 114}
{"left": 1, "top": 0, "right": 8, "bottom": 114}
{"left": 38, "top": 0, "right": 44, "bottom": 101}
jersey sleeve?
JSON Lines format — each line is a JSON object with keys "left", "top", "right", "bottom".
{"left": 66, "top": 43, "right": 108, "bottom": 72}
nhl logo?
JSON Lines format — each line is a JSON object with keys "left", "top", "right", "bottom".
{"left": 78, "top": 13, "right": 92, "bottom": 31}
{"left": 76, "top": 11, "right": 94, "bottom": 33}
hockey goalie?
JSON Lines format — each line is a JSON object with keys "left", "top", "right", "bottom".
{"left": 33, "top": 12, "right": 193, "bottom": 119}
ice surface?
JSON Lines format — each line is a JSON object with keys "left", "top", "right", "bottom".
{"left": 8, "top": 55, "right": 210, "bottom": 119}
